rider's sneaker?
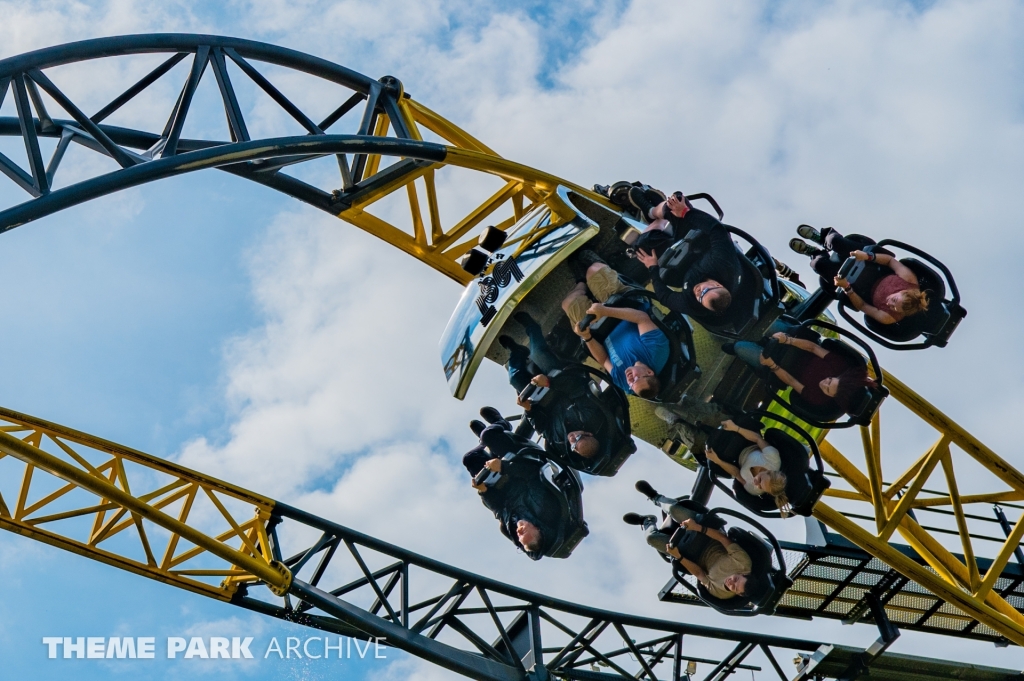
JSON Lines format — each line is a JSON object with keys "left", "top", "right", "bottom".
{"left": 635, "top": 480, "right": 659, "bottom": 501}
{"left": 622, "top": 513, "right": 656, "bottom": 526}
{"left": 498, "top": 336, "right": 529, "bottom": 364}
{"left": 574, "top": 249, "right": 605, "bottom": 269}
{"left": 513, "top": 311, "right": 542, "bottom": 336}
{"left": 789, "top": 238, "right": 822, "bottom": 257}
{"left": 628, "top": 186, "right": 663, "bottom": 221}
{"left": 479, "top": 407, "right": 511, "bottom": 430}
{"left": 796, "top": 224, "right": 824, "bottom": 244}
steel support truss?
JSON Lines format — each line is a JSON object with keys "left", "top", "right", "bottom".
{"left": 0, "top": 406, "right": 289, "bottom": 599}
{"left": 0, "top": 402, "right": 836, "bottom": 681}
{"left": 0, "top": 34, "right": 597, "bottom": 283}
{"left": 5, "top": 33, "right": 1024, "bottom": 660}
{"left": 811, "top": 371, "right": 1024, "bottom": 645}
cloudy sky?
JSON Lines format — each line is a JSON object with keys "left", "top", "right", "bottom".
{"left": 2, "top": 1, "right": 1024, "bottom": 679}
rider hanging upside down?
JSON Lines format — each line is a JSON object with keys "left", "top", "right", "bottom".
{"left": 705, "top": 419, "right": 790, "bottom": 517}
{"left": 464, "top": 411, "right": 564, "bottom": 560}
{"left": 789, "top": 225, "right": 929, "bottom": 324}
{"left": 622, "top": 480, "right": 769, "bottom": 601}
{"left": 630, "top": 192, "right": 741, "bottom": 321}
{"left": 595, "top": 182, "right": 741, "bottom": 319}
{"left": 499, "top": 311, "right": 618, "bottom": 464}
{"left": 723, "top": 322, "right": 877, "bottom": 419}
{"left": 561, "top": 253, "right": 669, "bottom": 399}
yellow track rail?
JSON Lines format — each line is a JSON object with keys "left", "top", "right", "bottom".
{"left": 0, "top": 87, "right": 1020, "bottom": 646}
{"left": 815, "top": 372, "right": 1024, "bottom": 643}
{"left": 334, "top": 97, "right": 607, "bottom": 284}
{"left": 0, "top": 407, "right": 289, "bottom": 600}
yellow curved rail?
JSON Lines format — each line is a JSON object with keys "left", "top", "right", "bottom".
{"left": 1, "top": 87, "right": 1022, "bottom": 646}
{"left": 813, "top": 371, "right": 1024, "bottom": 643}
{"left": 334, "top": 97, "right": 611, "bottom": 284}
{"left": 0, "top": 406, "right": 288, "bottom": 600}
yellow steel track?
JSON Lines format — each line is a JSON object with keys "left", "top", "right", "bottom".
{"left": 0, "top": 89, "right": 1021, "bottom": 645}
{"left": 813, "top": 371, "right": 1024, "bottom": 643}
{"left": 0, "top": 407, "right": 289, "bottom": 600}
{"left": 334, "top": 96, "right": 606, "bottom": 284}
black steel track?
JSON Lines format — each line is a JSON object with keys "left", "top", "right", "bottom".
{"left": 0, "top": 34, "right": 425, "bottom": 232}
{"left": 0, "top": 132, "right": 446, "bottom": 231}
{"left": 0, "top": 34, "right": 376, "bottom": 90}
{"left": 236, "top": 502, "right": 827, "bottom": 681}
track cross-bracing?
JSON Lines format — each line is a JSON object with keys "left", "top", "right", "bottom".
{"left": 0, "top": 405, "right": 1016, "bottom": 681}
{"left": 2, "top": 33, "right": 1024, "bottom": 676}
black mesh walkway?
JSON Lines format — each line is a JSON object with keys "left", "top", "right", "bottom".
{"left": 660, "top": 531, "right": 1024, "bottom": 645}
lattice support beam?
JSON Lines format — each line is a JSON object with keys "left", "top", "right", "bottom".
{"left": 0, "top": 404, "right": 841, "bottom": 681}
{"left": 0, "top": 407, "right": 288, "bottom": 598}
{"left": 815, "top": 368, "right": 1024, "bottom": 645}
{"left": 0, "top": 35, "right": 614, "bottom": 286}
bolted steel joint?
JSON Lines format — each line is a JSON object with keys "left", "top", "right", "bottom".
{"left": 378, "top": 75, "right": 404, "bottom": 99}
{"left": 266, "top": 560, "right": 293, "bottom": 596}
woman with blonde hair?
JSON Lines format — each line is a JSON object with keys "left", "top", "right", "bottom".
{"left": 789, "top": 225, "right": 929, "bottom": 325}
{"left": 706, "top": 419, "right": 791, "bottom": 517}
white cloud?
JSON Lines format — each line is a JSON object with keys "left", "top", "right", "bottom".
{"left": 0, "top": 1, "right": 205, "bottom": 56}
{"left": 4, "top": 0, "right": 1024, "bottom": 676}
{"left": 168, "top": 0, "right": 1024, "bottom": 670}
{"left": 175, "top": 209, "right": 485, "bottom": 496}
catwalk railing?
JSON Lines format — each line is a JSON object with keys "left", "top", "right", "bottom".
{"left": 4, "top": 33, "right": 1024, "bottom": 655}
{"left": 0, "top": 403, "right": 840, "bottom": 681}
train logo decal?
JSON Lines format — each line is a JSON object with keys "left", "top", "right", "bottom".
{"left": 474, "top": 255, "right": 524, "bottom": 326}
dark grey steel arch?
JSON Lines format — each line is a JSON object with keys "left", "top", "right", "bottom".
{"left": 1, "top": 35, "right": 1015, "bottom": 681}
{"left": 0, "top": 134, "right": 447, "bottom": 230}
{"left": 0, "top": 34, "right": 428, "bottom": 232}
{"left": 255, "top": 501, "right": 827, "bottom": 681}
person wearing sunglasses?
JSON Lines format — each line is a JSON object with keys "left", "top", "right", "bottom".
{"left": 496, "top": 311, "right": 629, "bottom": 469}
{"left": 631, "top": 193, "right": 741, "bottom": 321}
{"left": 463, "top": 413, "right": 568, "bottom": 561}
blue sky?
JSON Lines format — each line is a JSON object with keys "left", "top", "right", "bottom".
{"left": 3, "top": 1, "right": 1024, "bottom": 679}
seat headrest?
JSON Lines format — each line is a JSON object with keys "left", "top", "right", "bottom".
{"left": 763, "top": 427, "right": 809, "bottom": 462}
{"left": 787, "top": 392, "right": 845, "bottom": 423}
{"left": 901, "top": 258, "right": 946, "bottom": 300}
{"left": 730, "top": 480, "right": 777, "bottom": 514}
{"left": 728, "top": 528, "right": 773, "bottom": 567}
{"left": 790, "top": 471, "right": 831, "bottom": 517}
{"left": 749, "top": 572, "right": 793, "bottom": 613}
{"left": 540, "top": 466, "right": 589, "bottom": 559}
{"left": 819, "top": 337, "right": 867, "bottom": 367}
{"left": 843, "top": 387, "right": 874, "bottom": 417}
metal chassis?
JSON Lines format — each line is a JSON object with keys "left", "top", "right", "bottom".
{"left": 2, "top": 33, "right": 1024, "bottom": 662}
{"left": 0, "top": 403, "right": 828, "bottom": 681}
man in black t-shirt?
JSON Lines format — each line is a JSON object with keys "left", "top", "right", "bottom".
{"left": 631, "top": 191, "right": 741, "bottom": 320}
{"left": 463, "top": 420, "right": 567, "bottom": 560}
{"left": 499, "top": 313, "right": 629, "bottom": 469}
